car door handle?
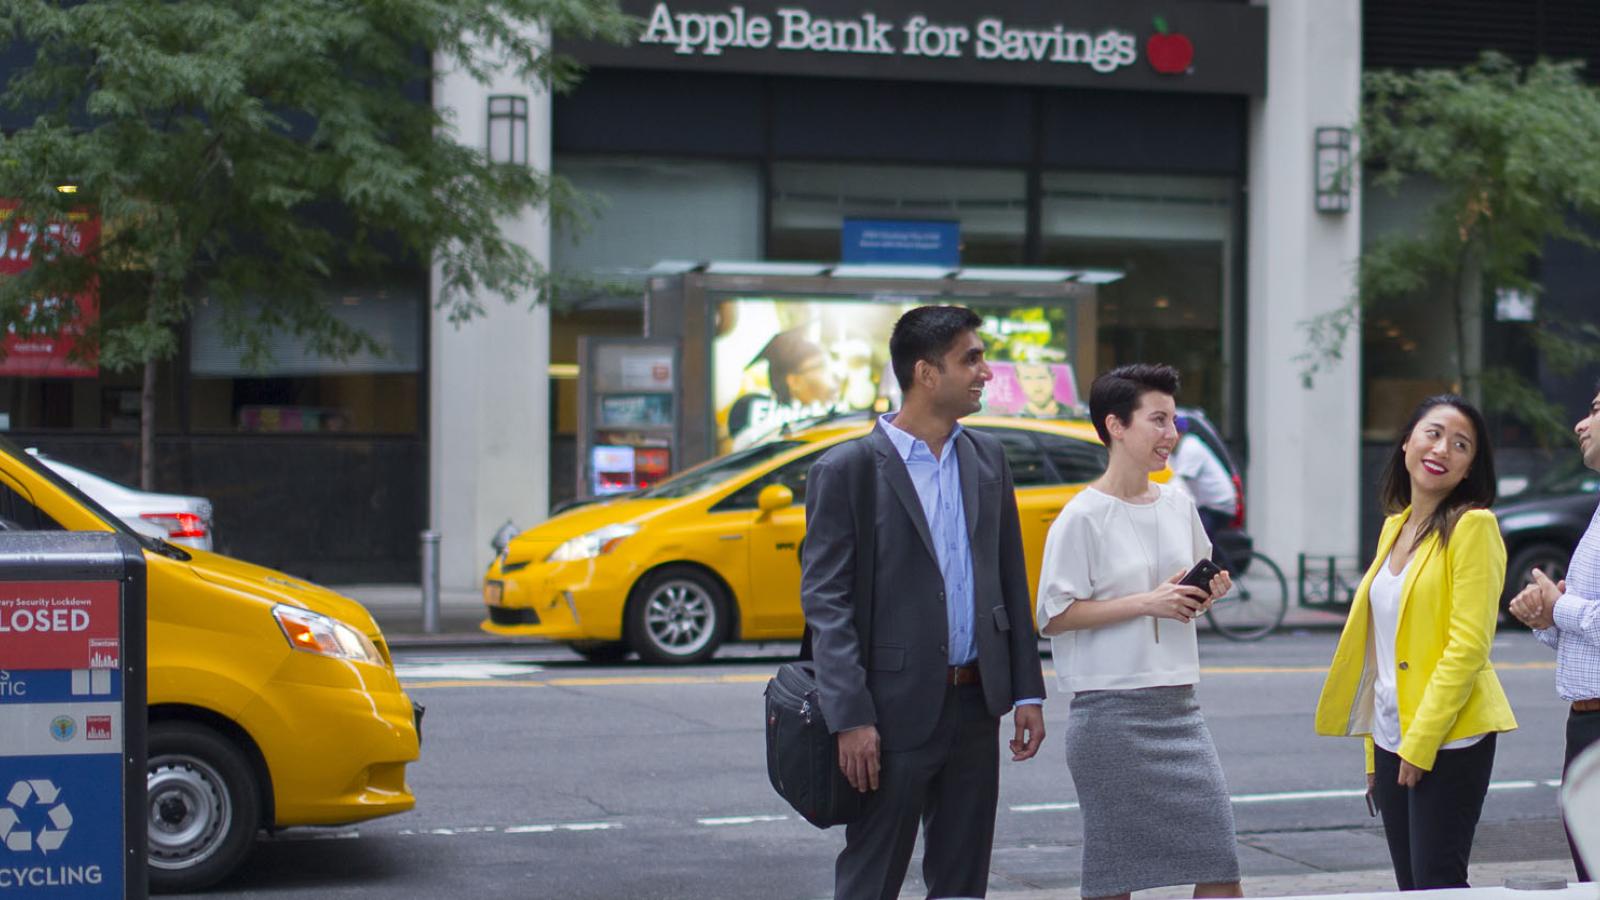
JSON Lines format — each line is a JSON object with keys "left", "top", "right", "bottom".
{"left": 719, "top": 534, "right": 743, "bottom": 541}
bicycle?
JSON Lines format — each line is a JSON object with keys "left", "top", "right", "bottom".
{"left": 1204, "top": 542, "right": 1289, "bottom": 641}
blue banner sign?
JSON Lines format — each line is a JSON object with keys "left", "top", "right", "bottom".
{"left": 841, "top": 218, "right": 960, "bottom": 266}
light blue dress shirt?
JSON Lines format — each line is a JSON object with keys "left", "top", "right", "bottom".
{"left": 878, "top": 414, "right": 977, "bottom": 665}
{"left": 877, "top": 416, "right": 1041, "bottom": 709}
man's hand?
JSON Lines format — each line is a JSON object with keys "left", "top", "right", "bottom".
{"left": 1397, "top": 760, "right": 1425, "bottom": 788}
{"left": 837, "top": 725, "right": 881, "bottom": 793}
{"left": 1010, "top": 704, "right": 1045, "bottom": 762}
{"left": 1510, "top": 569, "right": 1563, "bottom": 629}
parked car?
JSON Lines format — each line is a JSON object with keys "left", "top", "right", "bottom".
{"left": 483, "top": 413, "right": 1137, "bottom": 663}
{"left": 0, "top": 437, "right": 421, "bottom": 892}
{"left": 27, "top": 450, "right": 215, "bottom": 551}
{"left": 1495, "top": 457, "right": 1600, "bottom": 613}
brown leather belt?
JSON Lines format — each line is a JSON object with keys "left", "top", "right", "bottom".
{"left": 1574, "top": 698, "right": 1600, "bottom": 713}
{"left": 947, "top": 664, "right": 981, "bottom": 686}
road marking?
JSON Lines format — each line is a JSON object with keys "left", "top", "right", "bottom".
{"left": 392, "top": 661, "right": 544, "bottom": 680}
{"left": 265, "top": 829, "right": 361, "bottom": 842}
{"left": 1011, "top": 801, "right": 1081, "bottom": 813}
{"left": 698, "top": 815, "right": 790, "bottom": 826}
{"left": 398, "top": 662, "right": 1553, "bottom": 690}
{"left": 399, "top": 822, "right": 620, "bottom": 836}
{"left": 402, "top": 673, "right": 772, "bottom": 689}
{"left": 1011, "top": 780, "right": 1553, "bottom": 814}
{"left": 505, "top": 823, "right": 621, "bottom": 834}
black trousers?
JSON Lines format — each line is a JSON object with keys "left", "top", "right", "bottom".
{"left": 1565, "top": 708, "right": 1600, "bottom": 883}
{"left": 1371, "top": 733, "right": 1497, "bottom": 891}
{"left": 834, "top": 684, "right": 999, "bottom": 900}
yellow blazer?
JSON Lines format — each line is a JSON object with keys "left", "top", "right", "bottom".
{"left": 1313, "top": 507, "right": 1516, "bottom": 772}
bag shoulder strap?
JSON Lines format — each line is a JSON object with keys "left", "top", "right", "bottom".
{"left": 847, "top": 437, "right": 876, "bottom": 663}
{"left": 799, "top": 435, "right": 877, "bottom": 663}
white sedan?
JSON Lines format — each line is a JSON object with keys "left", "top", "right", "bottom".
{"left": 29, "top": 450, "right": 215, "bottom": 551}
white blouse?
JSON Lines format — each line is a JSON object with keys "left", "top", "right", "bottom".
{"left": 1035, "top": 482, "right": 1211, "bottom": 693}
{"left": 1368, "top": 547, "right": 1485, "bottom": 754}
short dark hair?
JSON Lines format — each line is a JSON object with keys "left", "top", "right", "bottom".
{"left": 1088, "top": 364, "right": 1181, "bottom": 443}
{"left": 889, "top": 306, "right": 983, "bottom": 393}
{"left": 1378, "top": 394, "right": 1497, "bottom": 552}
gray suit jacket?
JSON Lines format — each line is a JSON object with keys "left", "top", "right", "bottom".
{"left": 800, "top": 424, "right": 1047, "bottom": 752}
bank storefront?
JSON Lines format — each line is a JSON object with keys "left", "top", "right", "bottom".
{"left": 547, "top": 0, "right": 1364, "bottom": 576}
{"left": 553, "top": 0, "right": 1261, "bottom": 494}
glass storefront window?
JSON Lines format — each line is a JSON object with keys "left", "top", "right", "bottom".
{"left": 554, "top": 155, "right": 763, "bottom": 280}
{"left": 769, "top": 163, "right": 1026, "bottom": 265}
{"left": 188, "top": 280, "right": 423, "bottom": 435}
{"left": 1040, "top": 172, "right": 1236, "bottom": 431}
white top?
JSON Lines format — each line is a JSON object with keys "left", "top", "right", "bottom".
{"left": 1170, "top": 434, "right": 1237, "bottom": 516}
{"left": 1369, "top": 548, "right": 1485, "bottom": 753}
{"left": 1035, "top": 482, "right": 1211, "bottom": 693}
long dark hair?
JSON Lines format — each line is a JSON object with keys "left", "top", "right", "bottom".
{"left": 1378, "top": 394, "right": 1497, "bottom": 552}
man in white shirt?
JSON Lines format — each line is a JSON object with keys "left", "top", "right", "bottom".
{"left": 1509, "top": 381, "right": 1600, "bottom": 882}
{"left": 1170, "top": 425, "right": 1237, "bottom": 540}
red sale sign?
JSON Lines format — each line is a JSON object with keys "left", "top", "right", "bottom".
{"left": 0, "top": 581, "right": 120, "bottom": 670}
{"left": 0, "top": 202, "right": 100, "bottom": 377}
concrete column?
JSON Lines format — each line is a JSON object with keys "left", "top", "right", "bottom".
{"left": 430, "top": 52, "right": 552, "bottom": 591}
{"left": 1245, "top": 0, "right": 1363, "bottom": 566}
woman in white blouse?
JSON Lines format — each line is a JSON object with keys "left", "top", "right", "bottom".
{"left": 1036, "top": 363, "right": 1241, "bottom": 900}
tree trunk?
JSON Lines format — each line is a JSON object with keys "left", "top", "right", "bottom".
{"left": 139, "top": 282, "right": 161, "bottom": 491}
{"left": 140, "top": 355, "right": 156, "bottom": 491}
{"left": 1455, "top": 250, "right": 1484, "bottom": 405}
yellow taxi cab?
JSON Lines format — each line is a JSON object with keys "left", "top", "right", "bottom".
{"left": 483, "top": 414, "right": 1136, "bottom": 664}
{"left": 0, "top": 436, "right": 420, "bottom": 892}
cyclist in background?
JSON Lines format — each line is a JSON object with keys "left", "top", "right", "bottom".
{"left": 1171, "top": 417, "right": 1237, "bottom": 545}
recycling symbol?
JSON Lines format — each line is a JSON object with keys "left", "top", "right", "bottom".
{"left": 0, "top": 779, "right": 71, "bottom": 853}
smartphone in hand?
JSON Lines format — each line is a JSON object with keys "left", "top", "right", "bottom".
{"left": 1177, "top": 558, "right": 1223, "bottom": 592}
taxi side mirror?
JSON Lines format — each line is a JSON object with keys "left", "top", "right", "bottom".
{"left": 757, "top": 484, "right": 794, "bottom": 515}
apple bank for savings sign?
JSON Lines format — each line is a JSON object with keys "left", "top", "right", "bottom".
{"left": 643, "top": 5, "right": 1141, "bottom": 72}
{"left": 577, "top": 0, "right": 1267, "bottom": 95}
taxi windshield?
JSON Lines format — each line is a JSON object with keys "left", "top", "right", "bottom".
{"left": 638, "top": 441, "right": 805, "bottom": 500}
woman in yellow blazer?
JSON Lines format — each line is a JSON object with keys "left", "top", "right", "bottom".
{"left": 1314, "top": 395, "right": 1516, "bottom": 891}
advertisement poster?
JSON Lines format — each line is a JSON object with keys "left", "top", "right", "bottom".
{"left": 0, "top": 204, "right": 101, "bottom": 378}
{"left": 711, "top": 297, "right": 1079, "bottom": 451}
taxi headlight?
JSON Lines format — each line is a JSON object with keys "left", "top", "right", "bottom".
{"left": 272, "top": 605, "right": 384, "bottom": 665}
{"left": 547, "top": 523, "right": 640, "bottom": 562}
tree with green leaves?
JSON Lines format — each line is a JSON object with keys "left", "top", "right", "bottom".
{"left": 1302, "top": 51, "right": 1600, "bottom": 441}
{"left": 0, "top": 0, "right": 630, "bottom": 487}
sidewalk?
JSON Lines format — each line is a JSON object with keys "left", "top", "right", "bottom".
{"left": 334, "top": 581, "right": 1352, "bottom": 650}
{"left": 986, "top": 861, "right": 1587, "bottom": 900}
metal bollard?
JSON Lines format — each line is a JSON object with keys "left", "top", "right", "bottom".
{"left": 420, "top": 530, "right": 441, "bottom": 634}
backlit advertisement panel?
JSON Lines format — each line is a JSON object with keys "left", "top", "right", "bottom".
{"left": 711, "top": 296, "right": 1079, "bottom": 451}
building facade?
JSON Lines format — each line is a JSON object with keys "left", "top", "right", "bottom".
{"left": 1, "top": 0, "right": 1380, "bottom": 592}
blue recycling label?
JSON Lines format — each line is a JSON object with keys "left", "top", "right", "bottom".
{"left": 0, "top": 669, "right": 120, "bottom": 705}
{"left": 0, "top": 753, "right": 123, "bottom": 896}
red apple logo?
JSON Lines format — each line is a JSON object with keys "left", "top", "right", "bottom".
{"left": 1147, "top": 16, "right": 1194, "bottom": 75}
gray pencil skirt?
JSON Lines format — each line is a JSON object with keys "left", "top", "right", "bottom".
{"left": 1065, "top": 685, "right": 1241, "bottom": 898}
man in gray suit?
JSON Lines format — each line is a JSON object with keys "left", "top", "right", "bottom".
{"left": 801, "top": 305, "right": 1048, "bottom": 900}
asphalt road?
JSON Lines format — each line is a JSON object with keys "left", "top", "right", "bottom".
{"left": 203, "top": 632, "right": 1581, "bottom": 899}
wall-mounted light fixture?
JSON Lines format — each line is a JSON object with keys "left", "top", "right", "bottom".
{"left": 487, "top": 95, "right": 529, "bottom": 166}
{"left": 1314, "top": 126, "right": 1353, "bottom": 214}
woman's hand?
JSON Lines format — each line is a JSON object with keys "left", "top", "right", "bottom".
{"left": 1207, "top": 570, "right": 1233, "bottom": 600}
{"left": 1144, "top": 571, "right": 1209, "bottom": 624}
{"left": 1397, "top": 760, "right": 1424, "bottom": 787}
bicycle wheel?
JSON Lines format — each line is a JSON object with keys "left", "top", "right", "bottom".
{"left": 1208, "top": 551, "right": 1288, "bottom": 641}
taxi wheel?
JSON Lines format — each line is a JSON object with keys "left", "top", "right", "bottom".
{"left": 628, "top": 566, "right": 728, "bottom": 665}
{"left": 147, "top": 721, "right": 261, "bottom": 893}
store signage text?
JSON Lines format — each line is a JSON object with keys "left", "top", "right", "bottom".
{"left": 640, "top": 3, "right": 1142, "bottom": 73}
